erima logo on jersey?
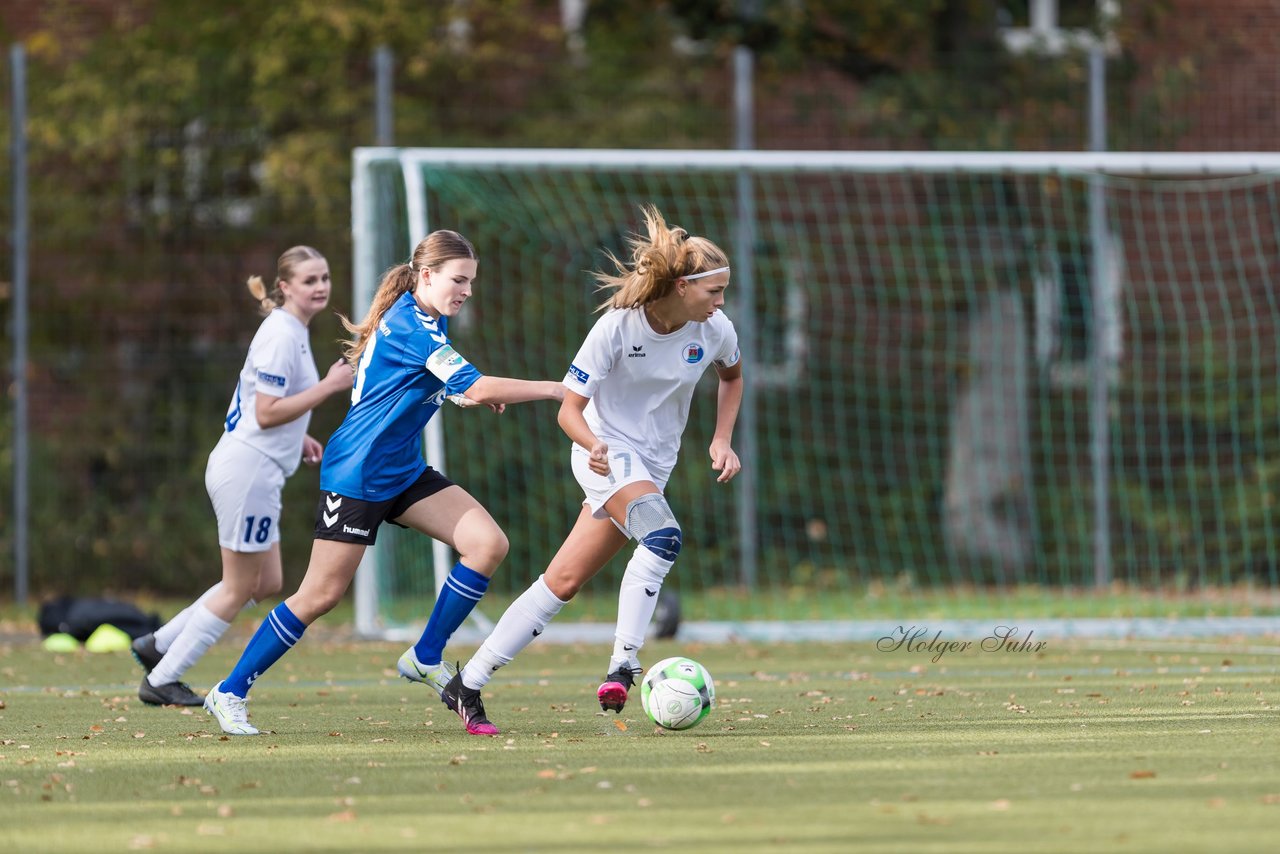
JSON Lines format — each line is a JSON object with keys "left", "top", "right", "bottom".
{"left": 683, "top": 343, "right": 705, "bottom": 364}
{"left": 427, "top": 345, "right": 468, "bottom": 381}
{"left": 256, "top": 370, "right": 287, "bottom": 388}
{"left": 426, "top": 388, "right": 447, "bottom": 407}
{"left": 568, "top": 364, "right": 589, "bottom": 384}
{"left": 628, "top": 345, "right": 645, "bottom": 358}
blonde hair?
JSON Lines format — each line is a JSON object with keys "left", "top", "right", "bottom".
{"left": 594, "top": 205, "right": 729, "bottom": 312}
{"left": 341, "top": 230, "right": 477, "bottom": 365}
{"left": 246, "top": 245, "right": 326, "bottom": 315}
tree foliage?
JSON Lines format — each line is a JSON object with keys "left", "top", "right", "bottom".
{"left": 0, "top": 0, "right": 1208, "bottom": 594}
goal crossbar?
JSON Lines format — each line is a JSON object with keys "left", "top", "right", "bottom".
{"left": 357, "top": 148, "right": 1280, "bottom": 175}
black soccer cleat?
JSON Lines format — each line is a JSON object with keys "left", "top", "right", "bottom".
{"left": 139, "top": 677, "right": 204, "bottom": 707}
{"left": 130, "top": 633, "right": 163, "bottom": 674}
{"left": 597, "top": 664, "right": 642, "bottom": 714}
{"left": 440, "top": 672, "right": 500, "bottom": 736}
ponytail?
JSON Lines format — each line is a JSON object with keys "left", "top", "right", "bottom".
{"left": 340, "top": 264, "right": 417, "bottom": 365}
{"left": 595, "top": 205, "right": 729, "bottom": 312}
{"left": 246, "top": 275, "right": 280, "bottom": 315}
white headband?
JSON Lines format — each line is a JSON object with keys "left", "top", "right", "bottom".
{"left": 682, "top": 266, "right": 730, "bottom": 281}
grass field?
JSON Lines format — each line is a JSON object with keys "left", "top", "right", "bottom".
{"left": 2, "top": 620, "right": 1279, "bottom": 852}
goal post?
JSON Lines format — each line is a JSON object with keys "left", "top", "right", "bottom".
{"left": 352, "top": 148, "right": 1280, "bottom": 642}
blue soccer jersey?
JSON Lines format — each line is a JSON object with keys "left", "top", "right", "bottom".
{"left": 321, "top": 291, "right": 481, "bottom": 501}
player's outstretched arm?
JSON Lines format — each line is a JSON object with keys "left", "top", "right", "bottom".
{"left": 461, "top": 376, "right": 564, "bottom": 407}
{"left": 710, "top": 361, "right": 743, "bottom": 483}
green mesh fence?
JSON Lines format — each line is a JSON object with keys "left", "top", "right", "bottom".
{"left": 352, "top": 150, "right": 1280, "bottom": 635}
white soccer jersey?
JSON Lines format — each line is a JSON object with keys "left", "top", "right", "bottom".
{"left": 220, "top": 308, "right": 320, "bottom": 476}
{"left": 563, "top": 307, "right": 740, "bottom": 483}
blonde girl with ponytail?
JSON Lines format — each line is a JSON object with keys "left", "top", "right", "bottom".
{"left": 131, "top": 246, "right": 353, "bottom": 708}
{"left": 452, "top": 206, "right": 744, "bottom": 732}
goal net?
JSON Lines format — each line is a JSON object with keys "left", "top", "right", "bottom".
{"left": 352, "top": 148, "right": 1280, "bottom": 642}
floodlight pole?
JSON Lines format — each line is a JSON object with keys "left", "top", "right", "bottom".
{"left": 1087, "top": 44, "right": 1113, "bottom": 589}
{"left": 733, "top": 2, "right": 760, "bottom": 590}
{"left": 10, "top": 44, "right": 29, "bottom": 606}
{"left": 1000, "top": 2, "right": 1117, "bottom": 589}
{"left": 374, "top": 45, "right": 394, "bottom": 147}
{"left": 353, "top": 46, "right": 395, "bottom": 637}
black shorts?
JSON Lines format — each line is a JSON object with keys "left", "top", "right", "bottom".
{"left": 314, "top": 467, "right": 455, "bottom": 545}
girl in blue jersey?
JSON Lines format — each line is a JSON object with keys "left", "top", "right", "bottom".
{"left": 131, "top": 246, "right": 353, "bottom": 707}
{"left": 451, "top": 206, "right": 743, "bottom": 734}
{"left": 205, "top": 229, "right": 564, "bottom": 735}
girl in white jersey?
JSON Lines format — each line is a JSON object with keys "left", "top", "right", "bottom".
{"left": 130, "top": 246, "right": 353, "bottom": 707}
{"left": 451, "top": 205, "right": 744, "bottom": 732}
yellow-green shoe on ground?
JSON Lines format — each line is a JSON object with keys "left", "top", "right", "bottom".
{"left": 397, "top": 648, "right": 456, "bottom": 697}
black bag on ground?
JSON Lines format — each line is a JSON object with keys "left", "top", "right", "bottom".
{"left": 38, "top": 596, "right": 162, "bottom": 641}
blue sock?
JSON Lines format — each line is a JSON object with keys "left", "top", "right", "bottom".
{"left": 413, "top": 562, "right": 490, "bottom": 664}
{"left": 223, "top": 602, "right": 306, "bottom": 697}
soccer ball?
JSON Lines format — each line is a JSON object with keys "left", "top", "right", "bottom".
{"left": 640, "top": 656, "right": 715, "bottom": 731}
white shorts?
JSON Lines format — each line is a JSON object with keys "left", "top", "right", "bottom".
{"left": 205, "top": 434, "right": 287, "bottom": 552}
{"left": 571, "top": 442, "right": 669, "bottom": 520}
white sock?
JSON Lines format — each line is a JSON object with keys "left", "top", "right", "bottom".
{"left": 153, "top": 583, "right": 223, "bottom": 653}
{"left": 461, "top": 576, "right": 566, "bottom": 690}
{"left": 147, "top": 604, "right": 231, "bottom": 686}
{"left": 154, "top": 584, "right": 257, "bottom": 654}
{"left": 611, "top": 547, "right": 674, "bottom": 670}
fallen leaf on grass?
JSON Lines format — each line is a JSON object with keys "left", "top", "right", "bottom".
{"left": 1129, "top": 770, "right": 1156, "bottom": 779}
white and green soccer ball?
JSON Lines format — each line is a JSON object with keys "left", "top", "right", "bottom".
{"left": 640, "top": 656, "right": 715, "bottom": 731}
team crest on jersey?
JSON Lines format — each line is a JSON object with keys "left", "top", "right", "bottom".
{"left": 682, "top": 343, "right": 705, "bottom": 364}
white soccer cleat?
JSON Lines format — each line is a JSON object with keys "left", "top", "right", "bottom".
{"left": 204, "top": 680, "right": 259, "bottom": 736}
{"left": 397, "top": 649, "right": 456, "bottom": 697}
